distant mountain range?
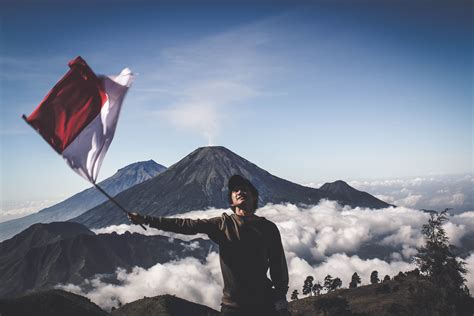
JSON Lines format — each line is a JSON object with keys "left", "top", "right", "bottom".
{"left": 0, "top": 222, "right": 214, "bottom": 298}
{"left": 1, "top": 147, "right": 390, "bottom": 237}
{"left": 0, "top": 160, "right": 166, "bottom": 241}
{"left": 70, "top": 146, "right": 391, "bottom": 229}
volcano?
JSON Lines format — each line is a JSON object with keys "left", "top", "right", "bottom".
{"left": 70, "top": 146, "right": 391, "bottom": 229}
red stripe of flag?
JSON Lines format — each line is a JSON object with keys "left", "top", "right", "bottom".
{"left": 24, "top": 56, "right": 107, "bottom": 154}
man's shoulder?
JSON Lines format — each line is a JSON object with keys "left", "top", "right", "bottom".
{"left": 264, "top": 218, "right": 279, "bottom": 231}
{"left": 212, "top": 212, "right": 234, "bottom": 226}
{"left": 256, "top": 216, "right": 281, "bottom": 235}
{"left": 248, "top": 214, "right": 280, "bottom": 231}
{"left": 220, "top": 212, "right": 233, "bottom": 221}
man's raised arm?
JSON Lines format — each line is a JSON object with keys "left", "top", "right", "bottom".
{"left": 128, "top": 212, "right": 222, "bottom": 236}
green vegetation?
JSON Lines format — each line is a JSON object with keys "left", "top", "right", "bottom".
{"left": 349, "top": 273, "right": 361, "bottom": 289}
{"left": 370, "top": 271, "right": 379, "bottom": 284}
{"left": 414, "top": 209, "right": 471, "bottom": 314}
{"left": 302, "top": 276, "right": 314, "bottom": 296}
{"left": 291, "top": 290, "right": 299, "bottom": 301}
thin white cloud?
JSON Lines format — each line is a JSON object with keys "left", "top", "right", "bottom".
{"left": 134, "top": 16, "right": 289, "bottom": 145}
{"left": 0, "top": 198, "right": 60, "bottom": 223}
{"left": 0, "top": 56, "right": 68, "bottom": 82}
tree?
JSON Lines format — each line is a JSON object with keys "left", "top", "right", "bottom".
{"left": 370, "top": 270, "right": 380, "bottom": 284}
{"left": 329, "top": 278, "right": 342, "bottom": 292}
{"left": 414, "top": 209, "right": 467, "bottom": 290}
{"left": 291, "top": 289, "right": 299, "bottom": 301}
{"left": 383, "top": 275, "right": 390, "bottom": 282}
{"left": 414, "top": 209, "right": 471, "bottom": 314}
{"left": 349, "top": 272, "right": 361, "bottom": 289}
{"left": 406, "top": 268, "right": 420, "bottom": 278}
{"left": 394, "top": 271, "right": 405, "bottom": 282}
{"left": 302, "top": 276, "right": 314, "bottom": 296}
{"left": 323, "top": 275, "right": 333, "bottom": 292}
{"left": 312, "top": 282, "right": 323, "bottom": 296}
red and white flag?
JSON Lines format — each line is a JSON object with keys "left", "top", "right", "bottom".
{"left": 24, "top": 56, "right": 133, "bottom": 183}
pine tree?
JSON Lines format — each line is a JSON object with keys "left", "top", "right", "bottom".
{"left": 302, "top": 276, "right": 314, "bottom": 296}
{"left": 323, "top": 275, "right": 333, "bottom": 292}
{"left": 413, "top": 209, "right": 471, "bottom": 314}
{"left": 291, "top": 289, "right": 299, "bottom": 301}
{"left": 312, "top": 282, "right": 323, "bottom": 296}
{"left": 349, "top": 272, "right": 361, "bottom": 288}
{"left": 393, "top": 271, "right": 405, "bottom": 282}
{"left": 383, "top": 275, "right": 390, "bottom": 282}
{"left": 329, "top": 278, "right": 342, "bottom": 292}
{"left": 370, "top": 271, "right": 380, "bottom": 284}
{"left": 414, "top": 209, "right": 467, "bottom": 291}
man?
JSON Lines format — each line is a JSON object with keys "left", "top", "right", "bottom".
{"left": 128, "top": 175, "right": 290, "bottom": 316}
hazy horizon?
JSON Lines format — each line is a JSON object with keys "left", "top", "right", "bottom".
{"left": 1, "top": 170, "right": 471, "bottom": 223}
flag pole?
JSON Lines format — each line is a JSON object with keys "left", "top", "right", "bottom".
{"left": 93, "top": 183, "right": 147, "bottom": 230}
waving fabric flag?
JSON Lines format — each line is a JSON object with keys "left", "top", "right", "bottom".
{"left": 23, "top": 56, "right": 133, "bottom": 183}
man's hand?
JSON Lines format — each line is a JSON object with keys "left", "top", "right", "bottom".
{"left": 127, "top": 212, "right": 147, "bottom": 225}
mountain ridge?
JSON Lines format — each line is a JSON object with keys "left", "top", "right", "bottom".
{"left": 0, "top": 222, "right": 214, "bottom": 298}
{"left": 70, "top": 146, "right": 391, "bottom": 229}
{"left": 319, "top": 179, "right": 394, "bottom": 209}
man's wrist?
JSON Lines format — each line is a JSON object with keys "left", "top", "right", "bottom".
{"left": 144, "top": 215, "right": 153, "bottom": 225}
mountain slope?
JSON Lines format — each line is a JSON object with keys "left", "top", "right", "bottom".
{"left": 70, "top": 146, "right": 324, "bottom": 228}
{"left": 0, "top": 160, "right": 166, "bottom": 241}
{"left": 111, "top": 294, "right": 219, "bottom": 316}
{"left": 0, "top": 222, "right": 214, "bottom": 298}
{"left": 0, "top": 222, "right": 94, "bottom": 257}
{"left": 71, "top": 146, "right": 391, "bottom": 229}
{"left": 319, "top": 180, "right": 393, "bottom": 209}
{"left": 289, "top": 274, "right": 473, "bottom": 315}
{"left": 0, "top": 289, "right": 108, "bottom": 316}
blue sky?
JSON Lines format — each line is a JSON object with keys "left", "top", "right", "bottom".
{"left": 0, "top": 0, "right": 472, "bottom": 203}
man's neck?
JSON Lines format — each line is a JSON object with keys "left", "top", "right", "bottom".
{"left": 234, "top": 208, "right": 256, "bottom": 217}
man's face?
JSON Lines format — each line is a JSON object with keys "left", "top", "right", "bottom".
{"left": 231, "top": 185, "right": 256, "bottom": 212}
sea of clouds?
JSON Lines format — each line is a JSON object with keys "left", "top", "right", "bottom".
{"left": 57, "top": 201, "right": 474, "bottom": 311}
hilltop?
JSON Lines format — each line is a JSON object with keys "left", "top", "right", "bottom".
{"left": 289, "top": 274, "right": 473, "bottom": 316}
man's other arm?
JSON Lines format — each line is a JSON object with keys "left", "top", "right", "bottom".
{"left": 269, "top": 223, "right": 290, "bottom": 314}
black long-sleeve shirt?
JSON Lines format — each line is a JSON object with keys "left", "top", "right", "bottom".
{"left": 144, "top": 212, "right": 289, "bottom": 308}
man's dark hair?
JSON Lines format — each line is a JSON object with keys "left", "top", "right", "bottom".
{"left": 227, "top": 175, "right": 259, "bottom": 211}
